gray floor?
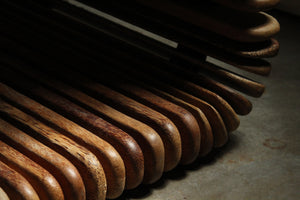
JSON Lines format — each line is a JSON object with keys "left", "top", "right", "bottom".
{"left": 117, "top": 11, "right": 300, "bottom": 200}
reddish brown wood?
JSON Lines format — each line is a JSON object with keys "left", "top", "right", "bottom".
{"left": 87, "top": 65, "right": 212, "bottom": 155}
{"left": 53, "top": 86, "right": 165, "bottom": 184}
{"left": 147, "top": 84, "right": 228, "bottom": 148}
{"left": 102, "top": 80, "right": 201, "bottom": 165}
{"left": 0, "top": 118, "right": 85, "bottom": 200}
{"left": 0, "top": 160, "right": 40, "bottom": 200}
{"left": 44, "top": 67, "right": 182, "bottom": 171}
{"left": 171, "top": 53, "right": 266, "bottom": 97}
{"left": 114, "top": 61, "right": 252, "bottom": 115}
{"left": 144, "top": 87, "right": 214, "bottom": 157}
{"left": 92, "top": 65, "right": 227, "bottom": 148}
{"left": 179, "top": 41, "right": 274, "bottom": 76}
{"left": 179, "top": 35, "right": 279, "bottom": 61}
{"left": 0, "top": 100, "right": 107, "bottom": 200}
{"left": 201, "top": 60, "right": 266, "bottom": 97}
{"left": 120, "top": 64, "right": 240, "bottom": 132}
{"left": 74, "top": 83, "right": 181, "bottom": 171}
{"left": 226, "top": 38, "right": 280, "bottom": 58}
{"left": 0, "top": 83, "right": 125, "bottom": 199}
{"left": 160, "top": 64, "right": 253, "bottom": 115}
{"left": 0, "top": 66, "right": 144, "bottom": 190}
{"left": 0, "top": 141, "right": 63, "bottom": 200}
{"left": 68, "top": 65, "right": 200, "bottom": 164}
{"left": 6, "top": 65, "right": 164, "bottom": 185}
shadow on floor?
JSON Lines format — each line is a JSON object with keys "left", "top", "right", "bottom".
{"left": 115, "top": 132, "right": 240, "bottom": 199}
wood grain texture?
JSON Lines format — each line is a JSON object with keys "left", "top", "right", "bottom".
{"left": 151, "top": 84, "right": 228, "bottom": 148}
{"left": 0, "top": 65, "right": 144, "bottom": 190}
{"left": 142, "top": 86, "right": 213, "bottom": 157}
{"left": 0, "top": 118, "right": 85, "bottom": 200}
{"left": 0, "top": 99, "right": 106, "bottom": 200}
{"left": 222, "top": 38, "right": 279, "bottom": 59}
{"left": 107, "top": 37, "right": 266, "bottom": 97}
{"left": 92, "top": 64, "right": 227, "bottom": 148}
{"left": 0, "top": 1, "right": 280, "bottom": 199}
{"left": 102, "top": 79, "right": 201, "bottom": 165}
{"left": 81, "top": 64, "right": 227, "bottom": 148}
{"left": 171, "top": 54, "right": 266, "bottom": 97}
{"left": 178, "top": 41, "right": 273, "bottom": 76}
{"left": 84, "top": 65, "right": 212, "bottom": 155}
{"left": 0, "top": 140, "right": 63, "bottom": 200}
{"left": 200, "top": 61, "right": 266, "bottom": 97}
{"left": 0, "top": 160, "right": 40, "bottom": 200}
{"left": 117, "top": 58, "right": 252, "bottom": 115}
{"left": 8, "top": 64, "right": 164, "bottom": 185}
{"left": 0, "top": 83, "right": 125, "bottom": 199}
{"left": 175, "top": 28, "right": 279, "bottom": 61}
{"left": 77, "top": 82, "right": 181, "bottom": 171}
{"left": 122, "top": 64, "right": 240, "bottom": 132}
{"left": 70, "top": 67, "right": 200, "bottom": 165}
{"left": 158, "top": 63, "right": 253, "bottom": 115}
{"left": 0, "top": 6, "right": 227, "bottom": 145}
{"left": 57, "top": 41, "right": 252, "bottom": 116}
{"left": 44, "top": 67, "right": 182, "bottom": 172}
{"left": 54, "top": 86, "right": 165, "bottom": 184}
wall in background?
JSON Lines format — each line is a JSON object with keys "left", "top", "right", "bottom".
{"left": 278, "top": 0, "right": 300, "bottom": 16}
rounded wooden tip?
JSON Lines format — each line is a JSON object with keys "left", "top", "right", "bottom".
{"left": 178, "top": 110, "right": 201, "bottom": 165}
{"left": 160, "top": 120, "right": 182, "bottom": 172}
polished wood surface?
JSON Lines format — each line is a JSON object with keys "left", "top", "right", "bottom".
{"left": 0, "top": 140, "right": 64, "bottom": 200}
{"left": 0, "top": 99, "right": 107, "bottom": 200}
{"left": 0, "top": 0, "right": 280, "bottom": 199}
{"left": 0, "top": 83, "right": 125, "bottom": 199}
{"left": 0, "top": 161, "right": 40, "bottom": 200}
{"left": 0, "top": 66, "right": 144, "bottom": 191}
{"left": 43, "top": 67, "right": 182, "bottom": 172}
{"left": 0, "top": 117, "right": 85, "bottom": 200}
{"left": 6, "top": 64, "right": 163, "bottom": 185}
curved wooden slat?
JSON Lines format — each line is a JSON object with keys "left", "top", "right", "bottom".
{"left": 0, "top": 83, "right": 125, "bottom": 199}
{"left": 44, "top": 67, "right": 182, "bottom": 172}
{"left": 6, "top": 64, "right": 164, "bottom": 186}
{"left": 0, "top": 96, "right": 107, "bottom": 200}
{"left": 0, "top": 141, "right": 64, "bottom": 200}
{"left": 0, "top": 118, "right": 85, "bottom": 200}
{"left": 0, "top": 161, "right": 40, "bottom": 200}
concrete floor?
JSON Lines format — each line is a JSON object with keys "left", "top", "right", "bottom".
{"left": 116, "top": 11, "right": 300, "bottom": 200}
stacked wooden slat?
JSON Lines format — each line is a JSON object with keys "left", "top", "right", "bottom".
{"left": 0, "top": 0, "right": 279, "bottom": 199}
